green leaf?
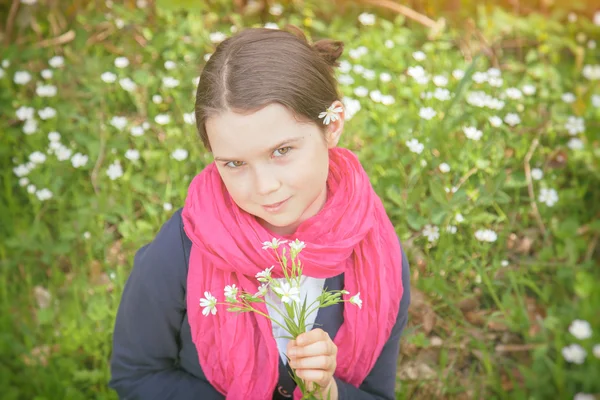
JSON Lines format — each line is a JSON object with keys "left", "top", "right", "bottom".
{"left": 429, "top": 179, "right": 448, "bottom": 205}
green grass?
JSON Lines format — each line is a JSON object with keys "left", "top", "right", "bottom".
{"left": 1, "top": 1, "right": 599, "bottom": 399}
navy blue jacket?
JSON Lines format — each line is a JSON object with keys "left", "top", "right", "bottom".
{"left": 109, "top": 209, "right": 411, "bottom": 399}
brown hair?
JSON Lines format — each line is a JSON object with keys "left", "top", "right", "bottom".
{"left": 194, "top": 25, "right": 344, "bottom": 151}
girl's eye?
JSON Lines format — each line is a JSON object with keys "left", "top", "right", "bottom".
{"left": 273, "top": 146, "right": 292, "bottom": 157}
{"left": 225, "top": 160, "right": 245, "bottom": 168}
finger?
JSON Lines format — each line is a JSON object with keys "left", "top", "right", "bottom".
{"left": 289, "top": 354, "right": 335, "bottom": 371}
{"left": 289, "top": 340, "right": 335, "bottom": 359}
{"left": 295, "top": 369, "right": 330, "bottom": 386}
{"left": 296, "top": 329, "right": 329, "bottom": 346}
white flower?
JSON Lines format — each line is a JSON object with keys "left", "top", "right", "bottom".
{"left": 505, "top": 87, "right": 522, "bottom": 100}
{"left": 504, "top": 113, "right": 521, "bottom": 127}
{"left": 209, "top": 31, "right": 227, "bottom": 43}
{"left": 561, "top": 92, "right": 576, "bottom": 103}
{"left": 406, "top": 139, "right": 424, "bottom": 154}
{"left": 354, "top": 86, "right": 368, "bottom": 97}
{"left": 21, "top": 0, "right": 38, "bottom": 5}
{"left": 318, "top": 105, "right": 343, "bottom": 125}
{"left": 475, "top": 274, "right": 482, "bottom": 284}
{"left": 593, "top": 344, "right": 600, "bottom": 359}
{"left": 419, "top": 107, "right": 436, "bottom": 120}
{"left": 1, "top": 60, "right": 8, "bottom": 68}
{"left": 164, "top": 60, "right": 176, "bottom": 70}
{"left": 489, "top": 116, "right": 503, "bottom": 127}
{"left": 455, "top": 213, "right": 464, "bottom": 223}
{"left": 385, "top": 39, "right": 394, "bottom": 49}
{"left": 152, "top": 94, "right": 163, "bottom": 104}
{"left": 14, "top": 164, "right": 31, "bottom": 178}
{"left": 475, "top": 229, "right": 498, "bottom": 242}
{"left": 358, "top": 12, "right": 375, "bottom": 26}
{"left": 412, "top": 51, "right": 426, "bottom": 61}
{"left": 531, "top": 168, "right": 543, "bottom": 180}
{"left": 171, "top": 149, "right": 188, "bottom": 161}
{"left": 41, "top": 69, "right": 53, "bottom": 79}
{"left": 255, "top": 266, "right": 275, "bottom": 282}
{"left": 119, "top": 77, "right": 136, "bottom": 92}
{"left": 379, "top": 72, "right": 392, "bottom": 82}
{"left": 55, "top": 145, "right": 72, "bottom": 161}
{"left": 163, "top": 202, "right": 173, "bottom": 211}
{"left": 522, "top": 84, "right": 536, "bottom": 96}
{"left": 439, "top": 163, "right": 450, "bottom": 173}
{"left": 38, "top": 107, "right": 56, "bottom": 120}
{"left": 273, "top": 282, "right": 301, "bottom": 304}
{"left": 338, "top": 74, "right": 354, "bottom": 85}
{"left": 472, "top": 71, "right": 488, "bottom": 84}
{"left": 224, "top": 284, "right": 238, "bottom": 301}
{"left": 574, "top": 394, "right": 595, "bottom": 400}
{"left": 264, "top": 22, "right": 279, "bottom": 30}
{"left": 110, "top": 116, "right": 128, "bottom": 130}
{"left": 162, "top": 76, "right": 180, "bottom": 88}
{"left": 369, "top": 90, "right": 382, "bottom": 103}
{"left": 16, "top": 106, "right": 35, "bottom": 121}
{"left": 582, "top": 65, "right": 600, "bottom": 80}
{"left": 463, "top": 126, "right": 483, "bottom": 141}
{"left": 142, "top": 121, "right": 150, "bottom": 130}
{"left": 421, "top": 160, "right": 428, "bottom": 167}
{"left": 83, "top": 231, "right": 91, "bottom": 239}
{"left": 452, "top": 69, "right": 465, "bottom": 80}
{"left": 338, "top": 60, "right": 351, "bottom": 74}
{"left": 101, "top": 72, "right": 117, "bottom": 83}
{"left": 137, "top": 0, "right": 147, "bottom": 8}
{"left": 446, "top": 225, "right": 457, "bottom": 234}
{"left": 106, "top": 161, "right": 123, "bottom": 180}
{"left": 568, "top": 138, "right": 584, "bottom": 150}
{"left": 199, "top": 292, "right": 217, "bottom": 316}
{"left": 183, "top": 112, "right": 196, "bottom": 125}
{"left": 433, "top": 75, "right": 448, "bottom": 87}
{"left": 114, "top": 56, "right": 129, "bottom": 68}
{"left": 569, "top": 319, "right": 592, "bottom": 340}
{"left": 538, "top": 188, "right": 558, "bottom": 207}
{"left": 269, "top": 3, "right": 283, "bottom": 15}
{"left": 47, "top": 55, "right": 63, "bottom": 68}
{"left": 289, "top": 239, "right": 306, "bottom": 255}
{"left": 407, "top": 65, "right": 426, "bottom": 80}
{"left": 433, "top": 88, "right": 451, "bottom": 101}
{"left": 130, "top": 125, "right": 144, "bottom": 137}
{"left": 262, "top": 238, "right": 287, "bottom": 250}
{"left": 29, "top": 151, "right": 46, "bottom": 164}
{"left": 342, "top": 97, "right": 361, "bottom": 120}
{"left": 19, "top": 177, "right": 29, "bottom": 187}
{"left": 27, "top": 184, "right": 37, "bottom": 194}
{"left": 71, "top": 153, "right": 88, "bottom": 168}
{"left": 155, "top": 114, "right": 171, "bottom": 125}
{"left": 255, "top": 283, "right": 269, "bottom": 297}
{"left": 565, "top": 116, "right": 585, "bottom": 135}
{"left": 501, "top": 260, "right": 509, "bottom": 267}
{"left": 595, "top": 11, "right": 600, "bottom": 26}
{"left": 36, "top": 84, "right": 57, "bottom": 97}
{"left": 348, "top": 292, "right": 362, "bottom": 308}
{"left": 204, "top": 53, "right": 212, "bottom": 62}
{"left": 362, "top": 69, "right": 376, "bottom": 80}
{"left": 125, "top": 149, "right": 140, "bottom": 161}
{"left": 47, "top": 131, "right": 60, "bottom": 142}
{"left": 488, "top": 77, "right": 503, "bottom": 87}
{"left": 562, "top": 344, "right": 586, "bottom": 364}
{"left": 423, "top": 225, "right": 440, "bottom": 242}
{"left": 381, "top": 95, "right": 395, "bottom": 105}
{"left": 14, "top": 71, "right": 32, "bottom": 85}
{"left": 36, "top": 188, "right": 53, "bottom": 201}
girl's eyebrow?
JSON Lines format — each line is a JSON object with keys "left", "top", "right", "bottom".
{"left": 214, "top": 136, "right": 304, "bottom": 162}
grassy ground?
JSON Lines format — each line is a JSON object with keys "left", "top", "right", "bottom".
{"left": 1, "top": 1, "right": 599, "bottom": 399}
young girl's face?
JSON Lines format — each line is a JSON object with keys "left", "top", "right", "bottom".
{"left": 206, "top": 103, "right": 343, "bottom": 236}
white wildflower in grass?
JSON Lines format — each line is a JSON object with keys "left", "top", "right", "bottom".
{"left": 433, "top": 88, "right": 451, "bottom": 101}
{"left": 487, "top": 67, "right": 501, "bottom": 77}
{"left": 381, "top": 95, "right": 395, "bottom": 105}
{"left": 273, "top": 281, "right": 301, "bottom": 304}
{"left": 446, "top": 225, "right": 457, "bottom": 234}
{"left": 349, "top": 292, "right": 362, "bottom": 308}
{"left": 342, "top": 97, "right": 361, "bottom": 120}
{"left": 531, "top": 168, "right": 543, "bottom": 180}
{"left": 318, "top": 105, "right": 343, "bottom": 125}
{"left": 41, "top": 69, "right": 53, "bottom": 79}
{"left": 421, "top": 160, "right": 428, "bottom": 167}
{"left": 574, "top": 394, "right": 595, "bottom": 400}
{"left": 489, "top": 116, "right": 503, "bottom": 127}
{"left": 419, "top": 107, "right": 437, "bottom": 120}
{"left": 522, "top": 84, "right": 536, "bottom": 96}
{"left": 13, "top": 164, "right": 30, "bottom": 177}
{"left": 262, "top": 238, "right": 287, "bottom": 250}
{"left": 433, "top": 75, "right": 448, "bottom": 87}
{"left": 362, "top": 69, "right": 376, "bottom": 80}
{"left": 204, "top": 53, "right": 212, "bottom": 62}
{"left": 27, "top": 184, "right": 36, "bottom": 194}
{"left": 569, "top": 319, "right": 592, "bottom": 340}
{"left": 36, "top": 84, "right": 57, "bottom": 97}
{"left": 101, "top": 72, "right": 117, "bottom": 83}
{"left": 55, "top": 145, "right": 72, "bottom": 161}
{"left": 423, "top": 225, "right": 440, "bottom": 242}
{"left": 38, "top": 107, "right": 56, "bottom": 120}
{"left": 455, "top": 213, "right": 464, "bottom": 223}
{"left": 568, "top": 138, "right": 584, "bottom": 150}
{"left": 83, "top": 231, "right": 91, "bottom": 239}
{"left": 452, "top": 69, "right": 465, "bottom": 80}
{"left": 36, "top": 188, "right": 53, "bottom": 201}
{"left": 385, "top": 39, "right": 394, "bottom": 48}
{"left": 114, "top": 56, "right": 129, "bottom": 68}
{"left": 338, "top": 74, "right": 354, "bottom": 85}
{"left": 1, "top": 60, "right": 8, "bottom": 68}
{"left": 106, "top": 161, "right": 124, "bottom": 180}
{"left": 505, "top": 87, "right": 522, "bottom": 100}
{"left": 21, "top": 0, "right": 38, "bottom": 5}
{"left": 504, "top": 113, "right": 521, "bottom": 126}
{"left": 439, "top": 163, "right": 450, "bottom": 173}
{"left": 561, "top": 92, "right": 576, "bottom": 103}
{"left": 119, "top": 77, "right": 136, "bottom": 92}
{"left": 472, "top": 71, "right": 488, "bottom": 84}
{"left": 349, "top": 47, "right": 368, "bottom": 59}
{"left": 582, "top": 65, "right": 600, "bottom": 80}
{"left": 125, "top": 149, "right": 140, "bottom": 161}
{"left": 110, "top": 116, "right": 128, "bottom": 130}
{"left": 164, "top": 60, "right": 176, "bottom": 70}
{"left": 407, "top": 65, "right": 426, "bottom": 80}
{"left": 412, "top": 51, "right": 426, "bottom": 61}
{"left": 538, "top": 188, "right": 559, "bottom": 207}
{"left": 48, "top": 56, "right": 64, "bottom": 68}
{"left": 142, "top": 121, "right": 150, "bottom": 130}
{"left": 29, "top": 151, "right": 46, "bottom": 164}
{"left": 595, "top": 11, "right": 600, "bottom": 26}
{"left": 155, "top": 114, "right": 171, "bottom": 125}
{"left": 152, "top": 94, "right": 163, "bottom": 104}
{"left": 264, "top": 22, "right": 279, "bottom": 30}
{"left": 200, "top": 292, "right": 218, "bottom": 316}
{"left": 183, "top": 112, "right": 196, "bottom": 125}
{"left": 338, "top": 60, "right": 351, "bottom": 74}
{"left": 256, "top": 266, "right": 275, "bottom": 282}
{"left": 379, "top": 72, "right": 392, "bottom": 82}
{"left": 14, "top": 71, "right": 32, "bottom": 85}
{"left": 475, "top": 274, "right": 482, "bottom": 284}
{"left": 224, "top": 284, "right": 238, "bottom": 302}
{"left": 162, "top": 76, "right": 180, "bottom": 88}
{"left": 565, "top": 116, "right": 585, "bottom": 135}
{"left": 593, "top": 344, "right": 600, "bottom": 359}
{"left": 369, "top": 90, "right": 382, "bottom": 103}
{"left": 463, "top": 126, "right": 483, "bottom": 141}
{"left": 358, "top": 12, "right": 375, "bottom": 26}
{"left": 16, "top": 106, "right": 35, "bottom": 121}
{"left": 163, "top": 202, "right": 173, "bottom": 211}
{"left": 501, "top": 260, "right": 509, "bottom": 267}
{"left": 488, "top": 77, "right": 503, "bottom": 87}
{"left": 475, "top": 229, "right": 498, "bottom": 242}
{"left": 269, "top": 3, "right": 283, "bottom": 16}
{"left": 209, "top": 31, "right": 227, "bottom": 43}
{"left": 19, "top": 177, "right": 29, "bottom": 187}
{"left": 71, "top": 153, "right": 88, "bottom": 168}
{"left": 406, "top": 139, "right": 424, "bottom": 154}
{"left": 562, "top": 344, "right": 586, "bottom": 364}
{"left": 171, "top": 149, "right": 188, "bottom": 161}
{"left": 130, "top": 125, "right": 144, "bottom": 137}
{"left": 354, "top": 86, "right": 368, "bottom": 97}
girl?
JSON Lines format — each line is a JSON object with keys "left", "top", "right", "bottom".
{"left": 109, "top": 26, "right": 411, "bottom": 400}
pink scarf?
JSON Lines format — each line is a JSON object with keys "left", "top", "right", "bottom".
{"left": 182, "top": 147, "right": 404, "bottom": 399}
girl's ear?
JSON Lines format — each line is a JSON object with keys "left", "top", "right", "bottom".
{"left": 325, "top": 100, "right": 345, "bottom": 149}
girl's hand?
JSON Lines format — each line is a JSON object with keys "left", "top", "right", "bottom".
{"left": 287, "top": 329, "right": 338, "bottom": 398}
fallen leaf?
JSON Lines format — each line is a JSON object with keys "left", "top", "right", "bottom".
{"left": 397, "top": 360, "right": 437, "bottom": 380}
{"left": 33, "top": 286, "right": 51, "bottom": 309}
